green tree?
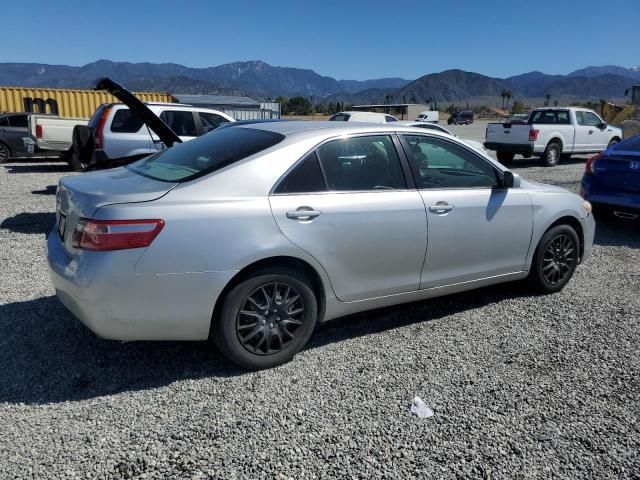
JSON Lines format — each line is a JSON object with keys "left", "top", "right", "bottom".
{"left": 544, "top": 94, "right": 551, "bottom": 107}
{"left": 505, "top": 91, "right": 512, "bottom": 109}
{"left": 287, "top": 96, "right": 312, "bottom": 115}
{"left": 553, "top": 100, "right": 559, "bottom": 107}
{"left": 511, "top": 100, "right": 526, "bottom": 114}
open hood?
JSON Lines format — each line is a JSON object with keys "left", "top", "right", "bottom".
{"left": 92, "top": 77, "right": 182, "bottom": 148}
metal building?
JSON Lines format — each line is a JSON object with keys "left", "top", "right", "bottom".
{"left": 173, "top": 94, "right": 280, "bottom": 120}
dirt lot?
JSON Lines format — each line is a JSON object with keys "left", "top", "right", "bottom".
{"left": 0, "top": 151, "right": 638, "bottom": 478}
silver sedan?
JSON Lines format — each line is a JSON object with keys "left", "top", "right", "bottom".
{"left": 48, "top": 122, "right": 595, "bottom": 369}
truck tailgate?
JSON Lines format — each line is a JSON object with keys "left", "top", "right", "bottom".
{"left": 486, "top": 123, "right": 531, "bottom": 145}
{"left": 30, "top": 114, "right": 88, "bottom": 152}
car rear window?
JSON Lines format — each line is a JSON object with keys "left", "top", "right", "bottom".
{"left": 111, "top": 108, "right": 145, "bottom": 133}
{"left": 329, "top": 114, "right": 351, "bottom": 121}
{"left": 613, "top": 136, "right": 640, "bottom": 153}
{"left": 127, "top": 127, "right": 285, "bottom": 182}
{"left": 529, "top": 110, "right": 570, "bottom": 125}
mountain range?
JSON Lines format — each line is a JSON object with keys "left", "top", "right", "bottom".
{"left": 0, "top": 59, "right": 638, "bottom": 104}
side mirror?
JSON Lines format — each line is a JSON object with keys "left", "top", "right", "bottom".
{"left": 502, "top": 170, "right": 515, "bottom": 188}
{"left": 597, "top": 122, "right": 607, "bottom": 130}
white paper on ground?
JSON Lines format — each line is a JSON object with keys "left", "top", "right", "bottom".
{"left": 410, "top": 396, "right": 434, "bottom": 418}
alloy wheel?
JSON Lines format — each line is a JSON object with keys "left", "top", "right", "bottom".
{"left": 236, "top": 282, "right": 305, "bottom": 355}
{"left": 542, "top": 234, "right": 576, "bottom": 285}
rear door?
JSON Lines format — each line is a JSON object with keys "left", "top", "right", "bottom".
{"left": 400, "top": 134, "right": 533, "bottom": 288}
{"left": 269, "top": 134, "right": 428, "bottom": 302}
{"left": 197, "top": 111, "right": 232, "bottom": 134}
{"left": 158, "top": 110, "right": 198, "bottom": 142}
{"left": 0, "top": 114, "right": 30, "bottom": 156}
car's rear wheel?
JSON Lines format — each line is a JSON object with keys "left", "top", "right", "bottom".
{"left": 542, "top": 141, "right": 561, "bottom": 167}
{"left": 0, "top": 142, "right": 11, "bottom": 164}
{"left": 497, "top": 151, "right": 515, "bottom": 164}
{"left": 528, "top": 225, "right": 579, "bottom": 293}
{"left": 214, "top": 269, "right": 318, "bottom": 369}
{"left": 607, "top": 138, "right": 620, "bottom": 149}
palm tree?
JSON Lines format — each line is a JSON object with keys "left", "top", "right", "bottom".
{"left": 544, "top": 94, "right": 551, "bottom": 107}
{"left": 505, "top": 91, "right": 512, "bottom": 109}
{"left": 553, "top": 100, "right": 558, "bottom": 107}
{"left": 501, "top": 89, "right": 507, "bottom": 109}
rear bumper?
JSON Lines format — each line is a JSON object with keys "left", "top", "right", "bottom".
{"left": 484, "top": 142, "right": 534, "bottom": 155}
{"left": 47, "top": 229, "right": 237, "bottom": 341}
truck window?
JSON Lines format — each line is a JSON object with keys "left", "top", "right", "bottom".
{"left": 529, "top": 110, "right": 570, "bottom": 125}
{"left": 582, "top": 112, "right": 602, "bottom": 127}
{"left": 575, "top": 111, "right": 585, "bottom": 126}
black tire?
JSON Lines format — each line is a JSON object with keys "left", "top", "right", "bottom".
{"left": 528, "top": 225, "right": 579, "bottom": 293}
{"left": 542, "top": 141, "right": 561, "bottom": 167}
{"left": 213, "top": 269, "right": 318, "bottom": 369}
{"left": 70, "top": 125, "right": 94, "bottom": 172}
{"left": 0, "top": 142, "right": 11, "bottom": 164}
{"left": 607, "top": 138, "right": 620, "bottom": 149}
{"left": 497, "top": 151, "right": 515, "bottom": 164}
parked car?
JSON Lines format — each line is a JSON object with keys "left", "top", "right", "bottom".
{"left": 397, "top": 121, "right": 486, "bottom": 153}
{"left": 70, "top": 102, "right": 234, "bottom": 171}
{"left": 485, "top": 107, "right": 623, "bottom": 166}
{"left": 0, "top": 112, "right": 33, "bottom": 162}
{"left": 580, "top": 134, "right": 640, "bottom": 220}
{"left": 448, "top": 110, "right": 474, "bottom": 125}
{"left": 49, "top": 116, "right": 595, "bottom": 369}
{"left": 415, "top": 111, "right": 439, "bottom": 123}
{"left": 329, "top": 111, "right": 397, "bottom": 123}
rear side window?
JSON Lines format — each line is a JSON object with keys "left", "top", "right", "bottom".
{"left": 529, "top": 110, "right": 570, "bottom": 125}
{"left": 385, "top": 115, "right": 397, "bottom": 122}
{"left": 9, "top": 115, "right": 28, "bottom": 128}
{"left": 274, "top": 152, "right": 326, "bottom": 194}
{"left": 329, "top": 114, "right": 350, "bottom": 121}
{"left": 160, "top": 111, "right": 197, "bottom": 136}
{"left": 316, "top": 135, "right": 406, "bottom": 191}
{"left": 110, "top": 108, "right": 144, "bottom": 133}
{"left": 127, "top": 127, "right": 284, "bottom": 182}
{"left": 89, "top": 104, "right": 109, "bottom": 129}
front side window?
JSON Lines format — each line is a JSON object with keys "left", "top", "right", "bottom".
{"left": 0, "top": 117, "right": 9, "bottom": 127}
{"left": 402, "top": 135, "right": 498, "bottom": 189}
{"left": 159, "top": 110, "right": 197, "bottom": 136}
{"left": 127, "top": 127, "right": 284, "bottom": 182}
{"left": 575, "top": 111, "right": 585, "bottom": 126}
{"left": 199, "top": 112, "right": 230, "bottom": 133}
{"left": 316, "top": 135, "right": 406, "bottom": 191}
{"left": 582, "top": 112, "right": 603, "bottom": 127}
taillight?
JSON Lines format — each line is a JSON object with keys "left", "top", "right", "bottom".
{"left": 94, "top": 106, "right": 111, "bottom": 150}
{"left": 485, "top": 126, "right": 488, "bottom": 140}
{"left": 585, "top": 153, "right": 602, "bottom": 176}
{"left": 72, "top": 218, "right": 164, "bottom": 251}
{"left": 529, "top": 129, "right": 539, "bottom": 141}
{"left": 35, "top": 125, "right": 43, "bottom": 139}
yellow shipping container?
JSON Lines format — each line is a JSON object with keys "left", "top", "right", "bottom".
{"left": 0, "top": 86, "right": 177, "bottom": 119}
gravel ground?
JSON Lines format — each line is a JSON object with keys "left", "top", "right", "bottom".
{"left": 1, "top": 157, "right": 638, "bottom": 479}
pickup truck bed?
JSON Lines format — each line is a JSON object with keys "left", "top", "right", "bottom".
{"left": 485, "top": 108, "right": 622, "bottom": 167}
{"left": 29, "top": 114, "right": 88, "bottom": 153}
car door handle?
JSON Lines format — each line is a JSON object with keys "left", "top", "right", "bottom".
{"left": 286, "top": 208, "right": 322, "bottom": 221}
{"left": 428, "top": 203, "right": 454, "bottom": 214}
{"left": 588, "top": 130, "right": 593, "bottom": 134}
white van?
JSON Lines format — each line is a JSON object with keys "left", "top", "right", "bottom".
{"left": 416, "top": 111, "right": 439, "bottom": 123}
{"left": 329, "top": 111, "right": 397, "bottom": 123}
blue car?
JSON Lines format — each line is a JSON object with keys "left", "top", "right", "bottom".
{"left": 581, "top": 135, "right": 640, "bottom": 220}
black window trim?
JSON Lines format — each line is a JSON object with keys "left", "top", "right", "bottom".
{"left": 397, "top": 133, "right": 507, "bottom": 190}
{"left": 158, "top": 109, "right": 198, "bottom": 137}
{"left": 270, "top": 132, "right": 415, "bottom": 196}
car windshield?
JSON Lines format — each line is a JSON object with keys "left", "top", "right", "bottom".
{"left": 127, "top": 127, "right": 284, "bottom": 182}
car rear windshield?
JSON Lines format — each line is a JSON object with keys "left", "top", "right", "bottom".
{"left": 613, "top": 136, "right": 640, "bottom": 154}
{"left": 127, "top": 127, "right": 285, "bottom": 182}
{"left": 529, "top": 110, "right": 570, "bottom": 125}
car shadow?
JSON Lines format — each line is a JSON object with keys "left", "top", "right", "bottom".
{"left": 0, "top": 282, "right": 532, "bottom": 405}
{"left": 4, "top": 163, "right": 72, "bottom": 174}
{"left": 594, "top": 215, "right": 640, "bottom": 248}
{"left": 507, "top": 156, "right": 589, "bottom": 169}
{"left": 31, "top": 185, "right": 58, "bottom": 195}
{"left": 0, "top": 212, "right": 56, "bottom": 235}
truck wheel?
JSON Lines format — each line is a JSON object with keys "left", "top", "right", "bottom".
{"left": 0, "top": 142, "right": 10, "bottom": 164}
{"left": 497, "top": 151, "right": 515, "bottom": 164}
{"left": 542, "top": 141, "right": 561, "bottom": 167}
{"left": 607, "top": 138, "right": 619, "bottom": 149}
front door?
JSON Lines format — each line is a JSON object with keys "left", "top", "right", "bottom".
{"left": 269, "top": 134, "right": 428, "bottom": 302}
{"left": 399, "top": 134, "right": 533, "bottom": 289}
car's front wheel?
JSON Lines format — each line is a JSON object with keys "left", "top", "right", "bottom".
{"left": 0, "top": 142, "right": 11, "bottom": 164}
{"left": 528, "top": 225, "right": 579, "bottom": 293}
{"left": 213, "top": 269, "right": 318, "bottom": 369}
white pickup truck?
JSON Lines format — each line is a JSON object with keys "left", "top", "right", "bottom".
{"left": 484, "top": 107, "right": 622, "bottom": 166}
{"left": 26, "top": 114, "right": 88, "bottom": 155}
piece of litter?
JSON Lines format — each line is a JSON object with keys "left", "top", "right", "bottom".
{"left": 410, "top": 396, "right": 434, "bottom": 418}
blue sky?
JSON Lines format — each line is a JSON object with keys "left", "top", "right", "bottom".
{"left": 2, "top": 0, "right": 638, "bottom": 80}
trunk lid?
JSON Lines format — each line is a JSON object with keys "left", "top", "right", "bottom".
{"left": 594, "top": 153, "right": 640, "bottom": 193}
{"left": 56, "top": 167, "right": 177, "bottom": 255}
